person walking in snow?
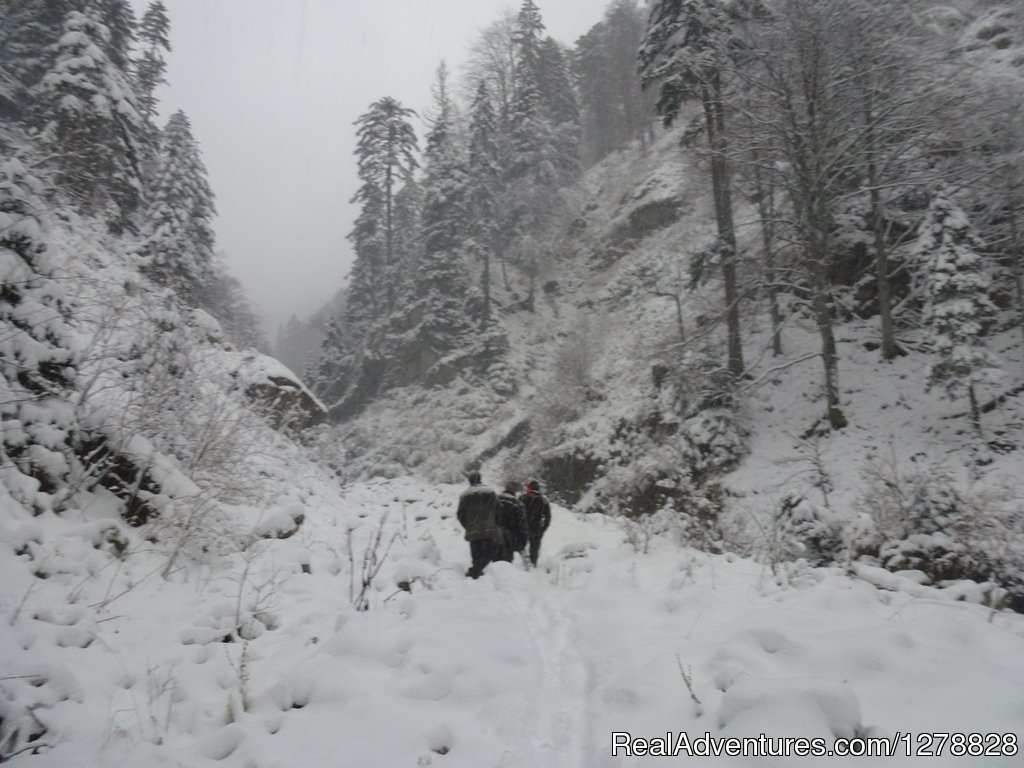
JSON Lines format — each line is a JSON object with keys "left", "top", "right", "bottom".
{"left": 495, "top": 481, "right": 528, "bottom": 563}
{"left": 456, "top": 471, "right": 500, "bottom": 578}
{"left": 521, "top": 480, "right": 551, "bottom": 567}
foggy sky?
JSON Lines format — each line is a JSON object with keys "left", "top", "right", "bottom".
{"left": 144, "top": 0, "right": 620, "bottom": 336}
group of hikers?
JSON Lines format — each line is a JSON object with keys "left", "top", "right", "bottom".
{"left": 456, "top": 472, "right": 552, "bottom": 578}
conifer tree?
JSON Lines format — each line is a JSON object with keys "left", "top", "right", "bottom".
{"left": 422, "top": 62, "right": 466, "bottom": 256}
{"left": 0, "top": 157, "right": 76, "bottom": 507}
{"left": 36, "top": 9, "right": 145, "bottom": 225}
{"left": 140, "top": 110, "right": 216, "bottom": 303}
{"left": 573, "top": 0, "right": 652, "bottom": 164}
{"left": 466, "top": 80, "right": 502, "bottom": 328}
{"left": 134, "top": 0, "right": 171, "bottom": 125}
{"left": 93, "top": 0, "right": 137, "bottom": 71}
{"left": 315, "top": 92, "right": 419, "bottom": 416}
{"left": 399, "top": 62, "right": 477, "bottom": 369}
{"left": 351, "top": 97, "right": 419, "bottom": 314}
{"left": 310, "top": 316, "right": 353, "bottom": 406}
{"left": 917, "top": 190, "right": 1000, "bottom": 436}
{"left": 0, "top": 0, "right": 72, "bottom": 119}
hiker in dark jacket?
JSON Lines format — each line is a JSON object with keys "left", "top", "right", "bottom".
{"left": 456, "top": 471, "right": 500, "bottom": 578}
{"left": 521, "top": 479, "right": 551, "bottom": 567}
{"left": 495, "top": 482, "right": 528, "bottom": 563}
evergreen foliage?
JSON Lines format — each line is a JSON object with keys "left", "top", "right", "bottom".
{"left": 35, "top": 9, "right": 145, "bottom": 225}
{"left": 917, "top": 190, "right": 1000, "bottom": 427}
{"left": 134, "top": 0, "right": 171, "bottom": 125}
{"left": 572, "top": 0, "right": 653, "bottom": 164}
{"left": 0, "top": 156, "right": 76, "bottom": 509}
{"left": 351, "top": 96, "right": 419, "bottom": 316}
{"left": 140, "top": 110, "right": 217, "bottom": 304}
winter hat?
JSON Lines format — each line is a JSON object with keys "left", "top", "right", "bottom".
{"left": 527, "top": 479, "right": 541, "bottom": 491}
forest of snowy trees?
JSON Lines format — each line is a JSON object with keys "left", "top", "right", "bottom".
{"left": 3, "top": 0, "right": 1024, "bottom": 763}
{"left": 3, "top": 0, "right": 1023, "bottom": 611}
{"left": 293, "top": 0, "right": 1024, "bottom": 606}
{"left": 303, "top": 0, "right": 1023, "bottom": 434}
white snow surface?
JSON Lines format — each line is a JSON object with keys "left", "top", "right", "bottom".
{"left": 3, "top": 474, "right": 1023, "bottom": 768}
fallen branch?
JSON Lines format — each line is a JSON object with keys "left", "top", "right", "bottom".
{"left": 676, "top": 654, "right": 704, "bottom": 717}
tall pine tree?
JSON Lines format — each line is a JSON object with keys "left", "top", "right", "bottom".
{"left": 351, "top": 96, "right": 419, "bottom": 315}
{"left": 134, "top": 1, "right": 171, "bottom": 126}
{"left": 917, "top": 190, "right": 1000, "bottom": 436}
{"left": 0, "top": 156, "right": 76, "bottom": 508}
{"left": 36, "top": 9, "right": 145, "bottom": 226}
{"left": 140, "top": 110, "right": 217, "bottom": 304}
{"left": 392, "top": 62, "right": 477, "bottom": 378}
{"left": 466, "top": 80, "right": 502, "bottom": 328}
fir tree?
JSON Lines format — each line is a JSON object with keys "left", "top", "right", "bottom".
{"left": 93, "top": 0, "right": 137, "bottom": 71}
{"left": 310, "top": 316, "right": 353, "bottom": 406}
{"left": 140, "top": 110, "right": 217, "bottom": 304}
{"left": 573, "top": 0, "right": 652, "bottom": 164}
{"left": 36, "top": 9, "right": 145, "bottom": 225}
{"left": 0, "top": 0, "right": 73, "bottom": 119}
{"left": 422, "top": 62, "right": 466, "bottom": 256}
{"left": 351, "top": 96, "right": 419, "bottom": 314}
{"left": 134, "top": 0, "right": 171, "bottom": 125}
{"left": 917, "top": 190, "right": 1000, "bottom": 436}
{"left": 0, "top": 156, "right": 76, "bottom": 507}
{"left": 391, "top": 62, "right": 477, "bottom": 377}
{"left": 466, "top": 80, "right": 502, "bottom": 328}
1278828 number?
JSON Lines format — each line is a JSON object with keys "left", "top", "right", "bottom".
{"left": 898, "top": 732, "right": 1019, "bottom": 757}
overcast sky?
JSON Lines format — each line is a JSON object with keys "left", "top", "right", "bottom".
{"left": 143, "top": 0, "right": 622, "bottom": 335}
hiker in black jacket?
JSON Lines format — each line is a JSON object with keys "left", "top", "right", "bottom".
{"left": 495, "top": 482, "right": 528, "bottom": 563}
{"left": 521, "top": 480, "right": 551, "bottom": 567}
{"left": 456, "top": 471, "right": 500, "bottom": 578}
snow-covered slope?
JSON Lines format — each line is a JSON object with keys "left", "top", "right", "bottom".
{"left": 6, "top": 475, "right": 1022, "bottom": 767}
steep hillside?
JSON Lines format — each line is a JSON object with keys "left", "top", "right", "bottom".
{"left": 324, "top": 0, "right": 1024, "bottom": 609}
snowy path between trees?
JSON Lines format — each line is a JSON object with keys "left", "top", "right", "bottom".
{"left": 5, "top": 476, "right": 1024, "bottom": 768}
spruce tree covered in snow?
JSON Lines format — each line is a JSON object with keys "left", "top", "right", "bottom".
{"left": 35, "top": 9, "right": 145, "bottom": 226}
{"left": 313, "top": 98, "right": 418, "bottom": 416}
{"left": 917, "top": 190, "right": 1000, "bottom": 435}
{"left": 0, "top": 0, "right": 69, "bottom": 119}
{"left": 421, "top": 63, "right": 465, "bottom": 257}
{"left": 140, "top": 110, "right": 217, "bottom": 305}
{"left": 92, "top": 0, "right": 137, "bottom": 71}
{"left": 466, "top": 80, "right": 502, "bottom": 328}
{"left": 351, "top": 97, "right": 419, "bottom": 315}
{"left": 0, "top": 157, "right": 76, "bottom": 509}
{"left": 572, "top": 0, "right": 653, "bottom": 165}
{"left": 134, "top": 0, "right": 171, "bottom": 126}
{"left": 310, "top": 316, "right": 353, "bottom": 407}
{"left": 389, "top": 62, "right": 477, "bottom": 379}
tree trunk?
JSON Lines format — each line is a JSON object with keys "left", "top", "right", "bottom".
{"left": 969, "top": 383, "right": 982, "bottom": 438}
{"left": 499, "top": 241, "right": 511, "bottom": 291}
{"left": 1006, "top": 173, "right": 1024, "bottom": 358}
{"left": 481, "top": 247, "right": 491, "bottom": 330}
{"left": 809, "top": 235, "right": 846, "bottom": 430}
{"left": 865, "top": 104, "right": 902, "bottom": 360}
{"left": 753, "top": 153, "right": 783, "bottom": 357}
{"left": 701, "top": 76, "right": 744, "bottom": 380}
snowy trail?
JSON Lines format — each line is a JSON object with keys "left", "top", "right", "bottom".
{"left": 13, "top": 477, "right": 1024, "bottom": 768}
{"left": 493, "top": 570, "right": 595, "bottom": 767}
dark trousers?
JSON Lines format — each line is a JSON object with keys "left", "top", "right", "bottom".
{"left": 528, "top": 529, "right": 546, "bottom": 566}
{"left": 468, "top": 537, "right": 497, "bottom": 578}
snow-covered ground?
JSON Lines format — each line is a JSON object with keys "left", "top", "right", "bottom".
{"left": 5, "top": 474, "right": 1023, "bottom": 768}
